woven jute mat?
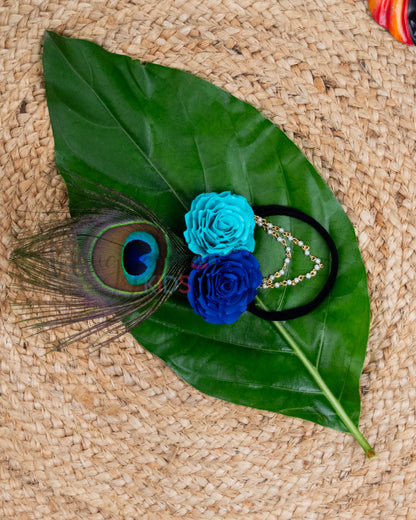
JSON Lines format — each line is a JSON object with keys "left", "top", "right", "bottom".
{"left": 1, "top": 1, "right": 416, "bottom": 518}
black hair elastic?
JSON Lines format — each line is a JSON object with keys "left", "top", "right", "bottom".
{"left": 247, "top": 205, "right": 339, "bottom": 321}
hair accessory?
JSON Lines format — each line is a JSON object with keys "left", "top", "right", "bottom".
{"left": 12, "top": 186, "right": 338, "bottom": 337}
{"left": 254, "top": 214, "right": 324, "bottom": 290}
{"left": 183, "top": 193, "right": 338, "bottom": 325}
{"left": 247, "top": 205, "right": 339, "bottom": 322}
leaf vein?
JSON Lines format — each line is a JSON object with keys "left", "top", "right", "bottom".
{"left": 147, "top": 315, "right": 296, "bottom": 354}
{"left": 167, "top": 359, "right": 323, "bottom": 394}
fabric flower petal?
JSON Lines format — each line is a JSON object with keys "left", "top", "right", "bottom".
{"left": 184, "top": 192, "right": 255, "bottom": 256}
{"left": 187, "top": 251, "right": 262, "bottom": 324}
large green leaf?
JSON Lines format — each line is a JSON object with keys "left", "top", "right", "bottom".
{"left": 43, "top": 31, "right": 373, "bottom": 456}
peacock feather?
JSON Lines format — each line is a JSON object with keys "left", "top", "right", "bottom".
{"left": 10, "top": 173, "right": 191, "bottom": 350}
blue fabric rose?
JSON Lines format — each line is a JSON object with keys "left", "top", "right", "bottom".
{"left": 187, "top": 250, "right": 262, "bottom": 324}
{"left": 184, "top": 191, "right": 255, "bottom": 256}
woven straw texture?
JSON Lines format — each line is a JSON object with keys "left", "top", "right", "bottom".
{"left": 1, "top": 1, "right": 416, "bottom": 518}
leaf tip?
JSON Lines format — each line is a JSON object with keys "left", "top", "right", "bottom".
{"left": 43, "top": 29, "right": 55, "bottom": 42}
{"left": 43, "top": 29, "right": 64, "bottom": 47}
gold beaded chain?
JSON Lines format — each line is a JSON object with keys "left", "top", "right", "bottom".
{"left": 254, "top": 215, "right": 325, "bottom": 289}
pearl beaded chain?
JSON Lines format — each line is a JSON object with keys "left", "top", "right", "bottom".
{"left": 254, "top": 215, "right": 324, "bottom": 289}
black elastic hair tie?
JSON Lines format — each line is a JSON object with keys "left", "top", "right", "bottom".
{"left": 247, "top": 205, "right": 339, "bottom": 321}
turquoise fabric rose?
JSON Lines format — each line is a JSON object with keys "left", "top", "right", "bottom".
{"left": 184, "top": 191, "right": 255, "bottom": 256}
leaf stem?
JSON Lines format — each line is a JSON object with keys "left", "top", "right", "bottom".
{"left": 255, "top": 297, "right": 376, "bottom": 458}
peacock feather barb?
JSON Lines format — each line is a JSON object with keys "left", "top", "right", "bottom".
{"left": 10, "top": 174, "right": 191, "bottom": 350}
{"left": 368, "top": 0, "right": 416, "bottom": 45}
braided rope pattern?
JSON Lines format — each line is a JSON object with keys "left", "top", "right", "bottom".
{"left": 1, "top": 1, "right": 416, "bottom": 518}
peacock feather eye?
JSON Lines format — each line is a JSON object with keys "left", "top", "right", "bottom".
{"left": 89, "top": 221, "right": 168, "bottom": 294}
{"left": 122, "top": 231, "right": 159, "bottom": 285}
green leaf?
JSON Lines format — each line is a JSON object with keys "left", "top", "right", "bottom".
{"left": 43, "top": 31, "right": 373, "bottom": 456}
